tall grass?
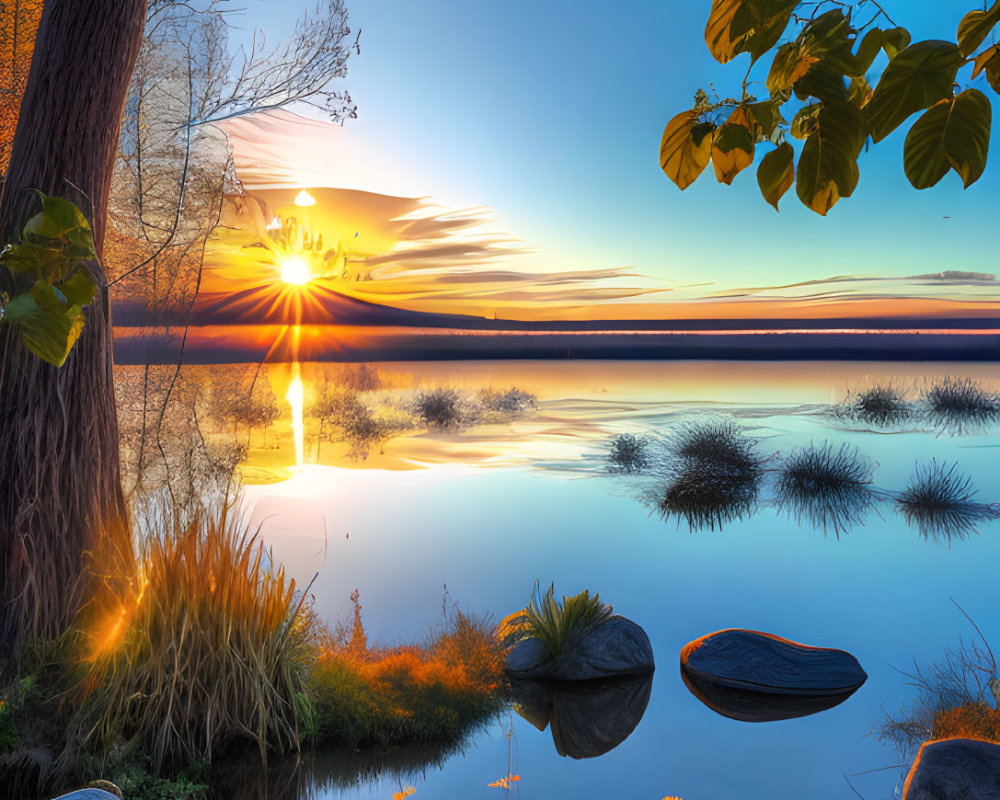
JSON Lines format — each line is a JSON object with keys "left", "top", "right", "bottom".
{"left": 522, "top": 583, "right": 613, "bottom": 658}
{"left": 78, "top": 500, "right": 315, "bottom": 772}
{"left": 775, "top": 442, "right": 876, "bottom": 537}
{"left": 894, "top": 460, "right": 998, "bottom": 542}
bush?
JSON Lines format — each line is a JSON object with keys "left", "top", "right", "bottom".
{"left": 415, "top": 388, "right": 465, "bottom": 429}
{"left": 476, "top": 387, "right": 536, "bottom": 417}
{"left": 607, "top": 433, "right": 650, "bottom": 474}
{"left": 775, "top": 442, "right": 876, "bottom": 537}
{"left": 923, "top": 377, "right": 1000, "bottom": 435}
{"left": 304, "top": 597, "right": 504, "bottom": 749}
{"left": 522, "top": 583, "right": 613, "bottom": 658}
{"left": 838, "top": 385, "right": 911, "bottom": 427}
{"left": 78, "top": 501, "right": 316, "bottom": 771}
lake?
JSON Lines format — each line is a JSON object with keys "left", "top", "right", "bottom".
{"left": 238, "top": 360, "right": 1000, "bottom": 800}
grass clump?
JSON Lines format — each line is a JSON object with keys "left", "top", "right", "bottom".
{"left": 838, "top": 385, "right": 911, "bottom": 427}
{"left": 653, "top": 420, "right": 764, "bottom": 531}
{"left": 475, "top": 387, "right": 536, "bottom": 419}
{"left": 895, "top": 460, "right": 998, "bottom": 543}
{"left": 879, "top": 602, "right": 1000, "bottom": 756}
{"left": 923, "top": 377, "right": 1000, "bottom": 435}
{"left": 607, "top": 433, "right": 651, "bottom": 474}
{"left": 304, "top": 594, "right": 505, "bottom": 750}
{"left": 78, "top": 501, "right": 315, "bottom": 772}
{"left": 111, "top": 763, "right": 208, "bottom": 800}
{"left": 522, "top": 583, "right": 613, "bottom": 658}
{"left": 775, "top": 442, "right": 876, "bottom": 537}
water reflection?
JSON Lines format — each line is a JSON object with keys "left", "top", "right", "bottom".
{"left": 509, "top": 673, "right": 653, "bottom": 759}
{"left": 894, "top": 461, "right": 1000, "bottom": 544}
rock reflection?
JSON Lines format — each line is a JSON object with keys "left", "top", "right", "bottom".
{"left": 510, "top": 673, "right": 653, "bottom": 759}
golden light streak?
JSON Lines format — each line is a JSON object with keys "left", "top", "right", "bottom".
{"left": 294, "top": 189, "right": 316, "bottom": 207}
{"left": 286, "top": 363, "right": 305, "bottom": 466}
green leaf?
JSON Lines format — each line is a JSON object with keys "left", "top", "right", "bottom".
{"left": 853, "top": 29, "right": 886, "bottom": 75}
{"left": 757, "top": 142, "right": 795, "bottom": 210}
{"left": 958, "top": 0, "right": 1000, "bottom": 57}
{"left": 712, "top": 107, "right": 755, "bottom": 184}
{"left": 4, "top": 284, "right": 85, "bottom": 367}
{"left": 791, "top": 103, "right": 822, "bottom": 139}
{"left": 796, "top": 100, "right": 866, "bottom": 215}
{"left": 0, "top": 242, "right": 62, "bottom": 277}
{"left": 973, "top": 43, "right": 1000, "bottom": 93}
{"left": 864, "top": 41, "right": 964, "bottom": 143}
{"left": 848, "top": 75, "right": 874, "bottom": 108}
{"left": 704, "top": 0, "right": 796, "bottom": 64}
{"left": 904, "top": 89, "right": 992, "bottom": 189}
{"left": 660, "top": 110, "right": 715, "bottom": 190}
{"left": 794, "top": 63, "right": 849, "bottom": 103}
{"left": 748, "top": 99, "right": 784, "bottom": 138}
{"left": 23, "top": 192, "right": 91, "bottom": 240}
{"left": 881, "top": 27, "right": 912, "bottom": 60}
{"left": 767, "top": 42, "right": 818, "bottom": 95}
{"left": 56, "top": 267, "right": 98, "bottom": 306}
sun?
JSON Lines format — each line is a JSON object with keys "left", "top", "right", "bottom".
{"left": 280, "top": 255, "right": 312, "bottom": 285}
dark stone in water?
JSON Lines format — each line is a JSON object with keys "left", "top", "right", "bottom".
{"left": 510, "top": 672, "right": 654, "bottom": 759}
{"left": 680, "top": 628, "right": 867, "bottom": 722}
{"left": 903, "top": 738, "right": 1000, "bottom": 799}
{"left": 505, "top": 615, "right": 655, "bottom": 681}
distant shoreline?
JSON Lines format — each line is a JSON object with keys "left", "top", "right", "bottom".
{"left": 113, "top": 326, "right": 1000, "bottom": 364}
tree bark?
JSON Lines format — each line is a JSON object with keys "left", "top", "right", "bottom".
{"left": 0, "top": 0, "right": 147, "bottom": 651}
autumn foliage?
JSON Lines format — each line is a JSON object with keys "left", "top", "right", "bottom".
{"left": 0, "top": 0, "right": 43, "bottom": 177}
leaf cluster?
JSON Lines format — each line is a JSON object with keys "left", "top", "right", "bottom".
{"left": 523, "top": 583, "right": 614, "bottom": 658}
{"left": 662, "top": 1, "right": 1000, "bottom": 214}
{"left": 0, "top": 192, "right": 99, "bottom": 366}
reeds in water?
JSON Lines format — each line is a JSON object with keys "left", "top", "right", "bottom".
{"left": 838, "top": 385, "right": 911, "bottom": 428}
{"left": 895, "top": 460, "right": 999, "bottom": 542}
{"left": 923, "top": 377, "right": 1000, "bottom": 435}
{"left": 775, "top": 442, "right": 876, "bottom": 537}
{"left": 607, "top": 433, "right": 651, "bottom": 474}
{"left": 654, "top": 420, "right": 764, "bottom": 531}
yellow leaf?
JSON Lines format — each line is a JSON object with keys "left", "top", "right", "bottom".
{"left": 711, "top": 106, "right": 755, "bottom": 185}
{"left": 705, "top": 0, "right": 744, "bottom": 64}
{"left": 392, "top": 787, "right": 416, "bottom": 800}
{"left": 659, "top": 109, "right": 714, "bottom": 190}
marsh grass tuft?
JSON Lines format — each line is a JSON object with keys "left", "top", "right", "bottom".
{"left": 894, "top": 460, "right": 999, "bottom": 542}
{"left": 653, "top": 420, "right": 764, "bottom": 531}
{"left": 522, "top": 583, "right": 613, "bottom": 658}
{"left": 607, "top": 433, "right": 651, "bottom": 474}
{"left": 838, "top": 384, "right": 911, "bottom": 427}
{"left": 923, "top": 377, "right": 1000, "bottom": 435}
{"left": 304, "top": 596, "right": 504, "bottom": 750}
{"left": 879, "top": 601, "right": 1000, "bottom": 755}
{"left": 415, "top": 388, "right": 465, "bottom": 429}
{"left": 775, "top": 442, "right": 877, "bottom": 537}
{"left": 78, "top": 500, "right": 315, "bottom": 772}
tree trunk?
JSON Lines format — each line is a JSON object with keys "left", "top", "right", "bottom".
{"left": 0, "top": 0, "right": 147, "bottom": 652}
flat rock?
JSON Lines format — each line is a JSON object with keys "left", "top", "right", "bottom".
{"left": 680, "top": 629, "right": 866, "bottom": 722}
{"left": 904, "top": 738, "right": 1000, "bottom": 799}
{"left": 53, "top": 791, "right": 121, "bottom": 800}
{"left": 505, "top": 615, "right": 654, "bottom": 681}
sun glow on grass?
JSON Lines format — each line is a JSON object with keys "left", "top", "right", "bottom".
{"left": 279, "top": 254, "right": 313, "bottom": 285}
{"left": 294, "top": 189, "right": 316, "bottom": 207}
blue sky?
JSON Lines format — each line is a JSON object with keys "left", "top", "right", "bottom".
{"left": 235, "top": 0, "right": 1000, "bottom": 294}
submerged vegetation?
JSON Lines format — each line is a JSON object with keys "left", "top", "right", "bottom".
{"left": 894, "top": 461, "right": 999, "bottom": 543}
{"left": 775, "top": 443, "right": 876, "bottom": 538}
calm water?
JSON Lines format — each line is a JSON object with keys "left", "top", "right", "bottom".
{"left": 242, "top": 361, "right": 1000, "bottom": 800}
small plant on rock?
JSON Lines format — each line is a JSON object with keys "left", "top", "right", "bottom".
{"left": 523, "top": 583, "right": 613, "bottom": 658}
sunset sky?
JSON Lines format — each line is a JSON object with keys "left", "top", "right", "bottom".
{"left": 217, "top": 0, "right": 1000, "bottom": 322}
